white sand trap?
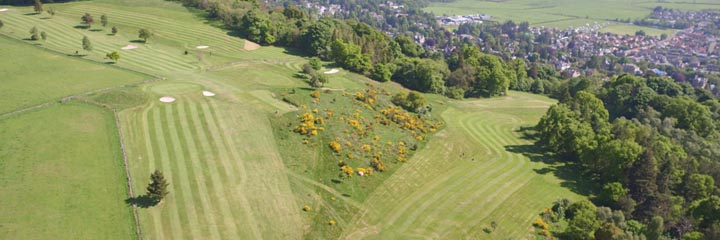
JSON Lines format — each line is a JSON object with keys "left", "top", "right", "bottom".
{"left": 121, "top": 45, "right": 138, "bottom": 50}
{"left": 324, "top": 69, "right": 340, "bottom": 74}
{"left": 202, "top": 91, "right": 215, "bottom": 97}
{"left": 159, "top": 96, "right": 176, "bottom": 103}
{"left": 196, "top": 45, "right": 209, "bottom": 49}
{"left": 0, "top": 9, "right": 8, "bottom": 12}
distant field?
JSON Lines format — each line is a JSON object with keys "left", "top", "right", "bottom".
{"left": 0, "top": 103, "right": 135, "bottom": 239}
{"left": 599, "top": 24, "right": 679, "bottom": 37}
{"left": 426, "top": 0, "right": 720, "bottom": 29}
{"left": 0, "top": 36, "right": 147, "bottom": 114}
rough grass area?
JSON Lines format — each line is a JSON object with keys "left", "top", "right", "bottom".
{"left": 0, "top": 103, "right": 135, "bottom": 239}
{"left": 90, "top": 86, "right": 150, "bottom": 110}
{"left": 426, "top": 0, "right": 720, "bottom": 29}
{"left": 0, "top": 36, "right": 148, "bottom": 114}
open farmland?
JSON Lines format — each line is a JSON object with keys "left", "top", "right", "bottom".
{"left": 425, "top": 0, "right": 720, "bottom": 30}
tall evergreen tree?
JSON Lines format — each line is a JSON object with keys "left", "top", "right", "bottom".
{"left": 146, "top": 170, "right": 170, "bottom": 203}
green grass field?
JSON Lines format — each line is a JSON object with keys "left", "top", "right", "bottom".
{"left": 332, "top": 92, "right": 584, "bottom": 239}
{"left": 0, "top": 103, "right": 135, "bottom": 239}
{"left": 1, "top": 0, "right": 590, "bottom": 239}
{"left": 0, "top": 36, "right": 148, "bottom": 114}
{"left": 426, "top": 0, "right": 720, "bottom": 30}
{"left": 599, "top": 24, "right": 679, "bottom": 37}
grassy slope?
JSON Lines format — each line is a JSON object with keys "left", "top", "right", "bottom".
{"left": 0, "top": 103, "right": 135, "bottom": 239}
{"left": 1, "top": 0, "right": 591, "bottom": 239}
{"left": 0, "top": 36, "right": 147, "bottom": 114}
{"left": 0, "top": 2, "right": 244, "bottom": 73}
{"left": 426, "top": 0, "right": 720, "bottom": 29}
{"left": 339, "top": 92, "right": 584, "bottom": 239}
{"left": 120, "top": 58, "right": 311, "bottom": 239}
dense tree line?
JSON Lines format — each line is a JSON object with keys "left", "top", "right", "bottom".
{"left": 536, "top": 74, "right": 720, "bottom": 239}
{"left": 169, "top": 0, "right": 523, "bottom": 98}
{"left": 0, "top": 0, "right": 74, "bottom": 5}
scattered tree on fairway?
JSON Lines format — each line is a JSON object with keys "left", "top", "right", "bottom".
{"left": 40, "top": 31, "right": 47, "bottom": 41}
{"left": 47, "top": 8, "right": 55, "bottom": 17}
{"left": 1, "top": 20, "right": 5, "bottom": 30}
{"left": 101, "top": 14, "right": 108, "bottom": 28}
{"left": 81, "top": 13, "right": 94, "bottom": 28}
{"left": 29, "top": 26, "right": 39, "bottom": 40}
{"left": 111, "top": 26, "right": 118, "bottom": 35}
{"left": 146, "top": 170, "right": 170, "bottom": 203}
{"left": 106, "top": 51, "right": 120, "bottom": 62}
{"left": 82, "top": 36, "right": 92, "bottom": 51}
{"left": 33, "top": 0, "right": 43, "bottom": 13}
{"left": 138, "top": 28, "right": 153, "bottom": 43}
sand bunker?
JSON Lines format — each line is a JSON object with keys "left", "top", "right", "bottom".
{"left": 0, "top": 9, "right": 8, "bottom": 12}
{"left": 202, "top": 91, "right": 216, "bottom": 97}
{"left": 196, "top": 46, "right": 209, "bottom": 49}
{"left": 121, "top": 45, "right": 138, "bottom": 50}
{"left": 324, "top": 69, "right": 340, "bottom": 74}
{"left": 243, "top": 40, "right": 261, "bottom": 51}
{"left": 159, "top": 96, "right": 176, "bottom": 103}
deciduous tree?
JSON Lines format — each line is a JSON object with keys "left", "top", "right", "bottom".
{"left": 33, "top": 0, "right": 43, "bottom": 13}
{"left": 101, "top": 14, "right": 108, "bottom": 28}
{"left": 81, "top": 13, "right": 94, "bottom": 28}
{"left": 29, "top": 26, "right": 39, "bottom": 40}
{"left": 106, "top": 51, "right": 120, "bottom": 62}
{"left": 82, "top": 36, "right": 92, "bottom": 51}
{"left": 138, "top": 28, "right": 153, "bottom": 43}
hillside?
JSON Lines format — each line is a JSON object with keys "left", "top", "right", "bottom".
{"left": 1, "top": 0, "right": 587, "bottom": 239}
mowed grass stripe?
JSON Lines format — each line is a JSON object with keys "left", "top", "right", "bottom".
{"left": 152, "top": 105, "right": 184, "bottom": 239}
{"left": 433, "top": 115, "right": 533, "bottom": 231}
{"left": 187, "top": 101, "right": 243, "bottom": 238}
{"left": 2, "top": 10, "right": 197, "bottom": 72}
{"left": 61, "top": 5, "right": 245, "bottom": 53}
{"left": 393, "top": 113, "right": 520, "bottom": 233}
{"left": 165, "top": 102, "right": 203, "bottom": 239}
{"left": 176, "top": 100, "right": 223, "bottom": 240}
{"left": 146, "top": 107, "right": 165, "bottom": 240}
{"left": 378, "top": 113, "right": 505, "bottom": 226}
{"left": 206, "top": 99, "right": 304, "bottom": 238}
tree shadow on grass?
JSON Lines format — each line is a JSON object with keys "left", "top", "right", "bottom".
{"left": 24, "top": 12, "right": 40, "bottom": 16}
{"left": 73, "top": 25, "right": 90, "bottom": 30}
{"left": 128, "top": 39, "right": 145, "bottom": 43}
{"left": 125, "top": 195, "right": 157, "bottom": 208}
{"left": 89, "top": 29, "right": 103, "bottom": 32}
{"left": 504, "top": 127, "right": 598, "bottom": 197}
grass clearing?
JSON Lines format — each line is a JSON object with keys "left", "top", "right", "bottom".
{"left": 0, "top": 36, "right": 148, "bottom": 114}
{"left": 0, "top": 103, "right": 135, "bottom": 239}
{"left": 426, "top": 0, "right": 720, "bottom": 29}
